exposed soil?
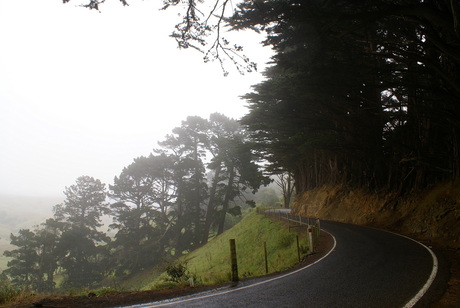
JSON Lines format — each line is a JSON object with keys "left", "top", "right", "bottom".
{"left": 3, "top": 223, "right": 334, "bottom": 308}
{"left": 291, "top": 183, "right": 460, "bottom": 307}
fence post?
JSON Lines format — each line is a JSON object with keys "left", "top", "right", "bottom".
{"left": 264, "top": 241, "right": 268, "bottom": 274}
{"left": 316, "top": 219, "right": 321, "bottom": 242}
{"left": 229, "top": 239, "right": 239, "bottom": 282}
{"left": 296, "top": 235, "right": 300, "bottom": 262}
{"left": 307, "top": 225, "right": 313, "bottom": 253}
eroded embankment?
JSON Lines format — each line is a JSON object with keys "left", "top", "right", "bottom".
{"left": 291, "top": 181, "right": 460, "bottom": 249}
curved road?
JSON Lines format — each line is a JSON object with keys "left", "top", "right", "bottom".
{"left": 126, "top": 220, "right": 439, "bottom": 308}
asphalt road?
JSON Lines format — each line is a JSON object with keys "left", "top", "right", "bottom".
{"left": 126, "top": 220, "right": 440, "bottom": 308}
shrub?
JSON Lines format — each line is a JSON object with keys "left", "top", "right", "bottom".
{"left": 165, "top": 261, "right": 197, "bottom": 285}
{"left": 0, "top": 278, "right": 22, "bottom": 305}
{"left": 278, "top": 232, "right": 294, "bottom": 248}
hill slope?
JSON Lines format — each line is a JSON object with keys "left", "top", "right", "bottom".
{"left": 291, "top": 181, "right": 460, "bottom": 249}
{"left": 2, "top": 210, "right": 327, "bottom": 308}
{"left": 121, "top": 210, "right": 311, "bottom": 291}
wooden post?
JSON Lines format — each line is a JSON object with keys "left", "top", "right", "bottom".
{"left": 296, "top": 235, "right": 300, "bottom": 262}
{"left": 264, "top": 241, "right": 268, "bottom": 274}
{"left": 229, "top": 239, "right": 239, "bottom": 282}
{"left": 316, "top": 219, "right": 321, "bottom": 241}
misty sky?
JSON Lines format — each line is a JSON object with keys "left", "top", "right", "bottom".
{"left": 0, "top": 0, "right": 272, "bottom": 197}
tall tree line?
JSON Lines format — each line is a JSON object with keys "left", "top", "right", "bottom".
{"left": 3, "top": 113, "right": 269, "bottom": 291}
{"left": 232, "top": 0, "right": 460, "bottom": 194}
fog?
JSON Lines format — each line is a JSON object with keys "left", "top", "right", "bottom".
{"left": 0, "top": 0, "right": 272, "bottom": 197}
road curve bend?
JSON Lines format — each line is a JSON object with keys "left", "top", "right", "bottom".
{"left": 125, "top": 220, "right": 438, "bottom": 308}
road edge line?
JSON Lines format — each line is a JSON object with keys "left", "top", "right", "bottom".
{"left": 131, "top": 230, "right": 337, "bottom": 307}
{"left": 396, "top": 233, "right": 439, "bottom": 308}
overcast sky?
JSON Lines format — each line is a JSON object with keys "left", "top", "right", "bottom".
{"left": 0, "top": 0, "right": 272, "bottom": 197}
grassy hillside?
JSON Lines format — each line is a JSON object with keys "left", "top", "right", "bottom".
{"left": 0, "top": 209, "right": 315, "bottom": 307}
{"left": 127, "top": 210, "right": 309, "bottom": 291}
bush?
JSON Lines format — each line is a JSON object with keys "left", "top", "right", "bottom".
{"left": 93, "top": 286, "right": 121, "bottom": 296}
{"left": 165, "top": 261, "right": 197, "bottom": 285}
{"left": 0, "top": 278, "right": 22, "bottom": 305}
{"left": 277, "top": 232, "right": 294, "bottom": 248}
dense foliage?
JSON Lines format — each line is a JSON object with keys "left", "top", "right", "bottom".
{"left": 234, "top": 0, "right": 460, "bottom": 194}
{"left": 7, "top": 0, "right": 459, "bottom": 293}
{"left": 76, "top": 0, "right": 458, "bottom": 194}
{"left": 3, "top": 114, "right": 269, "bottom": 291}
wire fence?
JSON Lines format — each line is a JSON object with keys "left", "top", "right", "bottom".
{"left": 257, "top": 208, "right": 321, "bottom": 253}
{"left": 226, "top": 209, "right": 322, "bottom": 282}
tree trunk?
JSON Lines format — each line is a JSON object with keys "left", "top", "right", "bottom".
{"left": 217, "top": 166, "right": 235, "bottom": 235}
{"left": 202, "top": 164, "right": 222, "bottom": 243}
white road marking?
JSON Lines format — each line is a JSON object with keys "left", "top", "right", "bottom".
{"left": 400, "top": 234, "right": 438, "bottom": 308}
{"left": 124, "top": 222, "right": 438, "bottom": 308}
{"left": 124, "top": 230, "right": 337, "bottom": 308}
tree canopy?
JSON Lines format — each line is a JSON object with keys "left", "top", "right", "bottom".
{"left": 3, "top": 114, "right": 269, "bottom": 291}
{"left": 236, "top": 0, "right": 460, "bottom": 193}
{"left": 65, "top": 0, "right": 459, "bottom": 194}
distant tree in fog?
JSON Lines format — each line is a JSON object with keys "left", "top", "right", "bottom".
{"left": 108, "top": 154, "right": 176, "bottom": 274}
{"left": 3, "top": 218, "right": 61, "bottom": 293}
{"left": 53, "top": 175, "right": 110, "bottom": 288}
{"left": 275, "top": 172, "right": 295, "bottom": 209}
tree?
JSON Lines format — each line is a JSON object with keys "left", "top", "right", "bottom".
{"left": 108, "top": 154, "right": 176, "bottom": 274}
{"left": 158, "top": 116, "right": 209, "bottom": 253}
{"left": 236, "top": 0, "right": 460, "bottom": 193}
{"left": 203, "top": 113, "right": 270, "bottom": 236}
{"left": 56, "top": 175, "right": 109, "bottom": 229}
{"left": 3, "top": 219, "right": 61, "bottom": 293}
{"left": 54, "top": 176, "right": 110, "bottom": 288}
{"left": 3, "top": 229, "right": 38, "bottom": 291}
{"left": 275, "top": 172, "right": 295, "bottom": 209}
{"left": 201, "top": 113, "right": 240, "bottom": 242}
{"left": 32, "top": 219, "right": 61, "bottom": 293}
{"left": 64, "top": 0, "right": 459, "bottom": 193}
{"left": 158, "top": 114, "right": 270, "bottom": 243}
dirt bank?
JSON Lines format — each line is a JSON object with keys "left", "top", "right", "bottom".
{"left": 291, "top": 181, "right": 460, "bottom": 249}
{"left": 291, "top": 180, "right": 460, "bottom": 307}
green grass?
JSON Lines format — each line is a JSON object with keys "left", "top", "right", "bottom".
{"left": 150, "top": 210, "right": 309, "bottom": 287}
{"left": 0, "top": 209, "right": 309, "bottom": 304}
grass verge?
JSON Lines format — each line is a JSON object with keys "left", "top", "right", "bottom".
{"left": 152, "top": 209, "right": 309, "bottom": 287}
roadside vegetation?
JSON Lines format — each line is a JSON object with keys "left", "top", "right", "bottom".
{"left": 151, "top": 210, "right": 308, "bottom": 288}
{"left": 0, "top": 209, "right": 308, "bottom": 306}
{"left": 1, "top": 114, "right": 279, "bottom": 294}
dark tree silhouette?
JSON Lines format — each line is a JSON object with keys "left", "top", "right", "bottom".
{"left": 53, "top": 176, "right": 110, "bottom": 288}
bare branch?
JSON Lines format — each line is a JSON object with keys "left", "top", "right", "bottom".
{"left": 64, "top": 0, "right": 259, "bottom": 75}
